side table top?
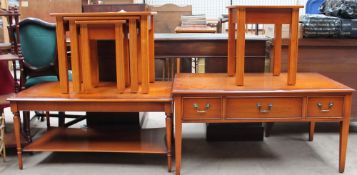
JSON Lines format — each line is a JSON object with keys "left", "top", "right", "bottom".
{"left": 172, "top": 73, "right": 354, "bottom": 94}
{"left": 227, "top": 5, "right": 304, "bottom": 9}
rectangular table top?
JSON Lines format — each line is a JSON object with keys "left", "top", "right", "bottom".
{"left": 172, "top": 73, "right": 354, "bottom": 95}
{"left": 8, "top": 81, "right": 172, "bottom": 102}
{"left": 227, "top": 5, "right": 304, "bottom": 9}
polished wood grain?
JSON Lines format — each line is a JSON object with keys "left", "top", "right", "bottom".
{"left": 55, "top": 16, "right": 69, "bottom": 93}
{"left": 228, "top": 5, "right": 303, "bottom": 86}
{"left": 24, "top": 128, "right": 167, "bottom": 154}
{"left": 273, "top": 24, "right": 282, "bottom": 76}
{"left": 51, "top": 12, "right": 156, "bottom": 17}
{"left": 140, "top": 15, "right": 150, "bottom": 94}
{"left": 51, "top": 12, "right": 155, "bottom": 94}
{"left": 226, "top": 97, "right": 302, "bottom": 119}
{"left": 149, "top": 15, "right": 155, "bottom": 83}
{"left": 287, "top": 8, "right": 299, "bottom": 85}
{"left": 307, "top": 97, "right": 344, "bottom": 118}
{"left": 129, "top": 19, "right": 139, "bottom": 93}
{"left": 9, "top": 81, "right": 173, "bottom": 170}
{"left": 115, "top": 23, "right": 126, "bottom": 93}
{"left": 173, "top": 73, "right": 353, "bottom": 94}
{"left": 227, "top": 8, "right": 235, "bottom": 76}
{"left": 173, "top": 73, "right": 354, "bottom": 175}
{"left": 69, "top": 20, "right": 81, "bottom": 92}
{"left": 236, "top": 8, "right": 246, "bottom": 85}
{"left": 10, "top": 82, "right": 172, "bottom": 102}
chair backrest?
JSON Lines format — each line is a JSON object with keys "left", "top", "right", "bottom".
{"left": 19, "top": 18, "right": 57, "bottom": 70}
{"left": 149, "top": 4, "right": 192, "bottom": 33}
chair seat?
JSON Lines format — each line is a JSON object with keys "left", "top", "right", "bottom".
{"left": 25, "top": 75, "right": 58, "bottom": 88}
{"left": 24, "top": 71, "right": 72, "bottom": 88}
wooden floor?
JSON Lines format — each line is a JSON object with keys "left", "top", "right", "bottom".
{"left": 24, "top": 128, "right": 167, "bottom": 154}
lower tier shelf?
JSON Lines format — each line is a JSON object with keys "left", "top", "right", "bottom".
{"left": 23, "top": 128, "right": 167, "bottom": 154}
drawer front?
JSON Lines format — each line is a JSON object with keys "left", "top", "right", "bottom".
{"left": 183, "top": 97, "right": 221, "bottom": 120}
{"left": 226, "top": 97, "right": 303, "bottom": 119}
{"left": 307, "top": 97, "right": 344, "bottom": 118}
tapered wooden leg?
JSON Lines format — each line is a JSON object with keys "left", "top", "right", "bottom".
{"left": 165, "top": 112, "right": 172, "bottom": 172}
{"left": 287, "top": 9, "right": 299, "bottom": 85}
{"left": 273, "top": 24, "right": 282, "bottom": 76}
{"left": 175, "top": 97, "right": 182, "bottom": 175}
{"left": 339, "top": 95, "right": 351, "bottom": 173}
{"left": 309, "top": 122, "right": 316, "bottom": 141}
{"left": 227, "top": 8, "right": 235, "bottom": 76}
{"left": 13, "top": 111, "right": 23, "bottom": 169}
{"left": 236, "top": 8, "right": 246, "bottom": 86}
{"left": 339, "top": 120, "right": 350, "bottom": 173}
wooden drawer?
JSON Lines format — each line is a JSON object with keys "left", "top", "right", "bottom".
{"left": 182, "top": 97, "right": 221, "bottom": 120}
{"left": 226, "top": 97, "right": 302, "bottom": 119}
{"left": 307, "top": 97, "right": 344, "bottom": 118}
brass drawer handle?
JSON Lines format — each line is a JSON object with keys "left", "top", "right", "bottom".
{"left": 256, "top": 103, "right": 273, "bottom": 113}
{"left": 317, "top": 102, "right": 334, "bottom": 112}
{"left": 193, "top": 103, "right": 211, "bottom": 113}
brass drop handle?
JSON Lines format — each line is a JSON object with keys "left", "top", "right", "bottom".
{"left": 193, "top": 103, "right": 211, "bottom": 113}
{"left": 256, "top": 103, "right": 273, "bottom": 113}
{"left": 317, "top": 102, "right": 334, "bottom": 112}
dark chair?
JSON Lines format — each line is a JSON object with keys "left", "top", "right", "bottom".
{"left": 11, "top": 18, "right": 82, "bottom": 136}
{"left": 16, "top": 18, "right": 59, "bottom": 89}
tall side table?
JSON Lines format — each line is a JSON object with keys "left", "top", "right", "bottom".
{"left": 227, "top": 5, "right": 303, "bottom": 85}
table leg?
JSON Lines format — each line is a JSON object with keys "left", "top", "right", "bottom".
{"left": 13, "top": 111, "right": 23, "bottom": 169}
{"left": 69, "top": 20, "right": 81, "bottom": 93}
{"left": 339, "top": 95, "right": 351, "bottom": 173}
{"left": 129, "top": 19, "right": 139, "bottom": 93}
{"left": 309, "top": 122, "right": 316, "bottom": 141}
{"left": 149, "top": 15, "right": 155, "bottom": 83}
{"left": 175, "top": 97, "right": 182, "bottom": 175}
{"left": 80, "top": 24, "right": 93, "bottom": 92}
{"left": 115, "top": 23, "right": 126, "bottom": 93}
{"left": 287, "top": 9, "right": 299, "bottom": 85}
{"left": 140, "top": 16, "right": 150, "bottom": 94}
{"left": 165, "top": 112, "right": 172, "bottom": 172}
{"left": 55, "top": 17, "right": 69, "bottom": 93}
{"left": 236, "top": 8, "right": 246, "bottom": 86}
{"left": 227, "top": 8, "right": 235, "bottom": 76}
{"left": 273, "top": 24, "right": 282, "bottom": 76}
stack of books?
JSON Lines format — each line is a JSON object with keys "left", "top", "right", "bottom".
{"left": 181, "top": 14, "right": 207, "bottom": 27}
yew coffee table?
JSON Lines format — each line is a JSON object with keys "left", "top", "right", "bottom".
{"left": 8, "top": 81, "right": 173, "bottom": 172}
{"left": 173, "top": 73, "right": 354, "bottom": 175}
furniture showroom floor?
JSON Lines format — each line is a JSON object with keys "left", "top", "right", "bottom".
{"left": 1, "top": 108, "right": 357, "bottom": 175}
